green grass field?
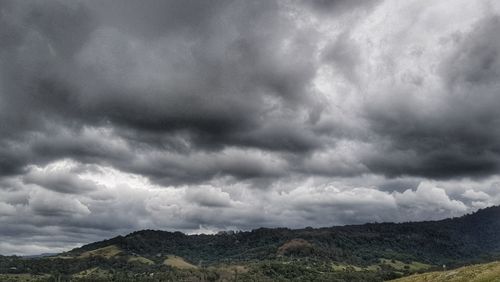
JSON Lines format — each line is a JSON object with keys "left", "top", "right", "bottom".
{"left": 390, "top": 261, "right": 500, "bottom": 282}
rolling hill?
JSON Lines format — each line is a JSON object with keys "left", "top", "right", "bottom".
{"left": 66, "top": 205, "right": 500, "bottom": 266}
{"left": 2, "top": 206, "right": 500, "bottom": 281}
{"left": 390, "top": 260, "right": 500, "bottom": 282}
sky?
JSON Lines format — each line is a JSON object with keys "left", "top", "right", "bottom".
{"left": 1, "top": 0, "right": 500, "bottom": 255}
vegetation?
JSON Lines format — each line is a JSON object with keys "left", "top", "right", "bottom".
{"left": 77, "top": 245, "right": 122, "bottom": 259}
{"left": 164, "top": 255, "right": 198, "bottom": 269}
{"left": 1, "top": 206, "right": 500, "bottom": 281}
{"left": 390, "top": 260, "right": 500, "bottom": 282}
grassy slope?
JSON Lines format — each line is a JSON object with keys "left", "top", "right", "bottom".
{"left": 379, "top": 259, "right": 431, "bottom": 272}
{"left": 390, "top": 261, "right": 500, "bottom": 282}
{"left": 163, "top": 255, "right": 198, "bottom": 269}
{"left": 78, "top": 245, "right": 122, "bottom": 259}
{"left": 128, "top": 256, "right": 155, "bottom": 265}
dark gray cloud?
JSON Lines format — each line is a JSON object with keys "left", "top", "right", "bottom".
{"left": 304, "top": 0, "right": 382, "bottom": 15}
{"left": 1, "top": 0, "right": 500, "bottom": 255}
{"left": 23, "top": 169, "right": 101, "bottom": 194}
{"left": 0, "top": 0, "right": 324, "bottom": 180}
{"left": 377, "top": 178, "right": 421, "bottom": 193}
{"left": 364, "top": 14, "right": 500, "bottom": 179}
{"left": 322, "top": 32, "right": 361, "bottom": 83}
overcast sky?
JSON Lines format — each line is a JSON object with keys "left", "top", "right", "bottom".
{"left": 1, "top": 0, "right": 500, "bottom": 255}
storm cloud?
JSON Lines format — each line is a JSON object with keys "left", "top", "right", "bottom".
{"left": 1, "top": 0, "right": 500, "bottom": 255}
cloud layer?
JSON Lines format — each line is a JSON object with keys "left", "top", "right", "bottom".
{"left": 1, "top": 0, "right": 500, "bottom": 254}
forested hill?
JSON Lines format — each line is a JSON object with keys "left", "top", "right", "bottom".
{"left": 3, "top": 206, "right": 500, "bottom": 281}
{"left": 67, "top": 205, "right": 500, "bottom": 267}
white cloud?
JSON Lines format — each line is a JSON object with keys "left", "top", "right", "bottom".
{"left": 393, "top": 182, "right": 468, "bottom": 220}
{"left": 462, "top": 189, "right": 490, "bottom": 201}
{"left": 0, "top": 158, "right": 498, "bottom": 255}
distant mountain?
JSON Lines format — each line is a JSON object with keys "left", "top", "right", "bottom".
{"left": 23, "top": 253, "right": 58, "bottom": 259}
{"left": 2, "top": 206, "right": 500, "bottom": 281}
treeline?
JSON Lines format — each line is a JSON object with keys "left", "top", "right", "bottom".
{"left": 2, "top": 206, "right": 500, "bottom": 281}
{"left": 68, "top": 206, "right": 500, "bottom": 267}
{"left": 0, "top": 256, "right": 409, "bottom": 282}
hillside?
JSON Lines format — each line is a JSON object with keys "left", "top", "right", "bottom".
{"left": 390, "top": 260, "right": 500, "bottom": 282}
{"left": 67, "top": 205, "right": 500, "bottom": 266}
{"left": 1, "top": 206, "right": 500, "bottom": 281}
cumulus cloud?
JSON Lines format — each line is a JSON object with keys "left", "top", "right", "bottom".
{"left": 3, "top": 160, "right": 500, "bottom": 255}
{"left": 1, "top": 0, "right": 500, "bottom": 254}
{"left": 393, "top": 182, "right": 468, "bottom": 220}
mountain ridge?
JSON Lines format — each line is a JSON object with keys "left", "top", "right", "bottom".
{"left": 65, "top": 205, "right": 500, "bottom": 266}
{"left": 2, "top": 206, "right": 500, "bottom": 281}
